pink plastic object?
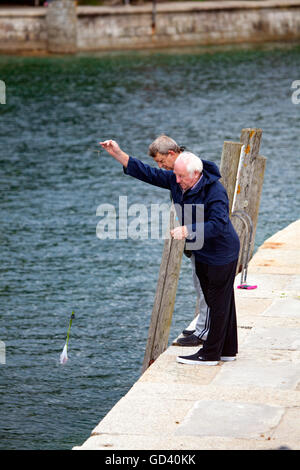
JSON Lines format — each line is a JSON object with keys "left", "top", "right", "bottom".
{"left": 237, "top": 284, "right": 257, "bottom": 290}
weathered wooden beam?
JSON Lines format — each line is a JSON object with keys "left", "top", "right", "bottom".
{"left": 141, "top": 204, "right": 185, "bottom": 374}
{"left": 219, "top": 141, "right": 243, "bottom": 214}
{"left": 231, "top": 128, "right": 263, "bottom": 271}
{"left": 246, "top": 154, "right": 267, "bottom": 259}
{"left": 233, "top": 128, "right": 263, "bottom": 213}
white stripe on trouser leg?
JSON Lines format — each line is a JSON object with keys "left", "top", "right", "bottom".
{"left": 191, "top": 254, "right": 209, "bottom": 340}
{"left": 196, "top": 305, "right": 210, "bottom": 340}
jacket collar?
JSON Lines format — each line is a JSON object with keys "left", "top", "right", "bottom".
{"left": 182, "top": 174, "right": 204, "bottom": 196}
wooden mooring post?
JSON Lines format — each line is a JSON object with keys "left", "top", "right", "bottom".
{"left": 141, "top": 204, "right": 185, "bottom": 374}
{"left": 221, "top": 128, "right": 266, "bottom": 272}
{"left": 142, "top": 128, "right": 266, "bottom": 373}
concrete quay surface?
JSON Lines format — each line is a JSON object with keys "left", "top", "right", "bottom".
{"left": 74, "top": 219, "right": 300, "bottom": 450}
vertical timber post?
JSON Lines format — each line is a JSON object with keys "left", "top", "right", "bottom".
{"left": 219, "top": 141, "right": 243, "bottom": 213}
{"left": 46, "top": 0, "right": 77, "bottom": 54}
{"left": 246, "top": 154, "right": 267, "bottom": 258}
{"left": 142, "top": 204, "right": 185, "bottom": 374}
{"left": 231, "top": 128, "right": 263, "bottom": 271}
{"left": 219, "top": 130, "right": 266, "bottom": 270}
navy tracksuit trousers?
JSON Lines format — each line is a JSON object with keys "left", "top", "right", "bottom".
{"left": 195, "top": 259, "right": 238, "bottom": 361}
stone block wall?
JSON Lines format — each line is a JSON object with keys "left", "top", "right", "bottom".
{"left": 0, "top": 1, "right": 300, "bottom": 53}
{"left": 0, "top": 9, "right": 47, "bottom": 52}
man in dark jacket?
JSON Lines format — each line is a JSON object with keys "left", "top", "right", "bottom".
{"left": 99, "top": 139, "right": 240, "bottom": 365}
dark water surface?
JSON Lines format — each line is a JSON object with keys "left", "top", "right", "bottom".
{"left": 0, "top": 43, "right": 300, "bottom": 450}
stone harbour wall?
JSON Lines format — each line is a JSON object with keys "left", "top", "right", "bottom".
{"left": 0, "top": 9, "right": 47, "bottom": 52}
{"left": 77, "top": 1, "right": 300, "bottom": 50}
{"left": 1, "top": 1, "right": 300, "bottom": 53}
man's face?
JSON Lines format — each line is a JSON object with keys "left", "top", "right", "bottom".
{"left": 153, "top": 151, "right": 178, "bottom": 171}
{"left": 174, "top": 160, "right": 200, "bottom": 191}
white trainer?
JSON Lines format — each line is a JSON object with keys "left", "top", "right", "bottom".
{"left": 220, "top": 356, "right": 236, "bottom": 361}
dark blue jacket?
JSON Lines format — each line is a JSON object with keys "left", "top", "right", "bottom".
{"left": 124, "top": 156, "right": 240, "bottom": 266}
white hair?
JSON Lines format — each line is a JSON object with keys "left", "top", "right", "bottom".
{"left": 176, "top": 151, "right": 203, "bottom": 176}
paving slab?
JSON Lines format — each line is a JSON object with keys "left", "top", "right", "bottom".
{"left": 237, "top": 314, "right": 300, "bottom": 330}
{"left": 91, "top": 393, "right": 194, "bottom": 437}
{"left": 262, "top": 297, "right": 300, "bottom": 318}
{"left": 272, "top": 408, "right": 300, "bottom": 441}
{"left": 242, "top": 326, "right": 300, "bottom": 350}
{"left": 129, "top": 379, "right": 300, "bottom": 407}
{"left": 139, "top": 351, "right": 220, "bottom": 386}
{"left": 235, "top": 297, "right": 273, "bottom": 317}
{"left": 287, "top": 274, "right": 300, "bottom": 291}
{"left": 212, "top": 358, "right": 300, "bottom": 390}
{"left": 175, "top": 400, "right": 284, "bottom": 439}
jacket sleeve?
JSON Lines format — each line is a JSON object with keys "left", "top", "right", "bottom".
{"left": 203, "top": 198, "right": 230, "bottom": 239}
{"left": 185, "top": 185, "right": 230, "bottom": 240}
{"left": 123, "top": 156, "right": 174, "bottom": 190}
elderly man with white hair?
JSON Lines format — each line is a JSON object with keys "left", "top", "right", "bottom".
{"left": 99, "top": 139, "right": 240, "bottom": 366}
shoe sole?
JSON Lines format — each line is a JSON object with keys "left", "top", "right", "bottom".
{"left": 176, "top": 340, "right": 203, "bottom": 347}
{"left": 182, "top": 330, "right": 196, "bottom": 336}
{"left": 220, "top": 356, "right": 236, "bottom": 361}
{"left": 176, "top": 357, "right": 219, "bottom": 366}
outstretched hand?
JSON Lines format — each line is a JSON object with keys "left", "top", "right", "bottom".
{"left": 99, "top": 140, "right": 121, "bottom": 158}
{"left": 99, "top": 139, "right": 129, "bottom": 167}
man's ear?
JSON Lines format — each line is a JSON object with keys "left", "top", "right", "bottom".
{"left": 168, "top": 150, "right": 180, "bottom": 162}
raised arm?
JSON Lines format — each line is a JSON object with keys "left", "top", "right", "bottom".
{"left": 99, "top": 140, "right": 129, "bottom": 168}
{"left": 100, "top": 139, "right": 175, "bottom": 191}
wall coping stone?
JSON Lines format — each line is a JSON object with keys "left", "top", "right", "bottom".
{"left": 1, "top": 1, "right": 300, "bottom": 18}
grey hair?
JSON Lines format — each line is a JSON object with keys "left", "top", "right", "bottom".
{"left": 175, "top": 151, "right": 203, "bottom": 176}
{"left": 148, "top": 135, "right": 181, "bottom": 157}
